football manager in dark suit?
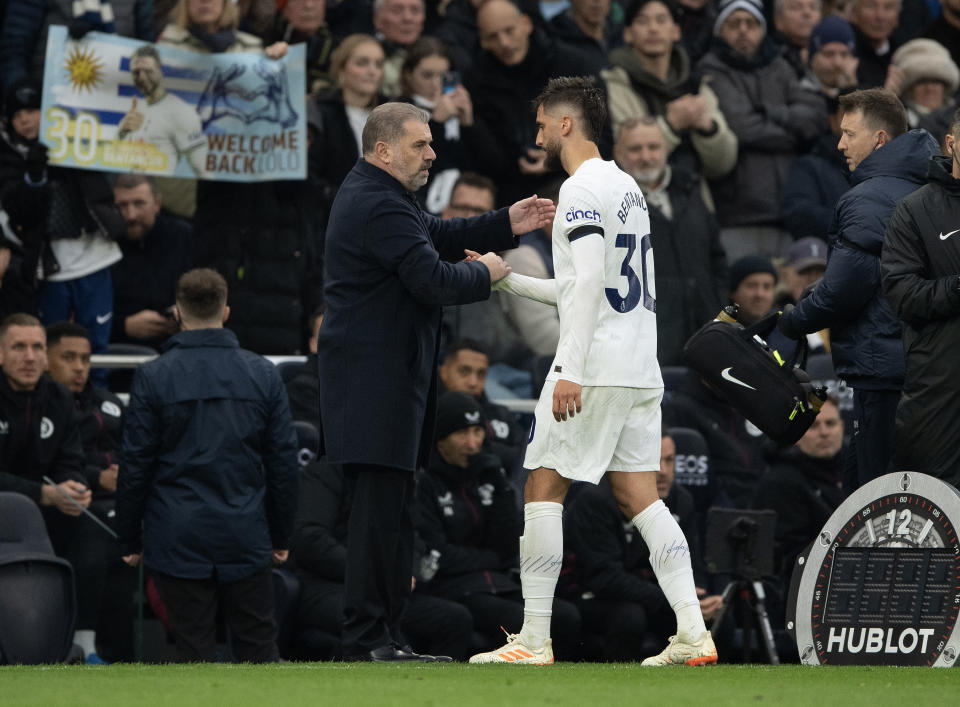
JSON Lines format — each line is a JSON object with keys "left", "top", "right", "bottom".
{"left": 319, "top": 101, "right": 554, "bottom": 662}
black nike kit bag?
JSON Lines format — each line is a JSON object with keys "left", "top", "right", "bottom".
{"left": 682, "top": 308, "right": 826, "bottom": 445}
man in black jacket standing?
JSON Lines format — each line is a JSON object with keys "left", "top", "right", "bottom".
{"left": 779, "top": 89, "right": 939, "bottom": 492}
{"left": 319, "top": 101, "right": 553, "bottom": 662}
{"left": 116, "top": 268, "right": 299, "bottom": 663}
{"left": 881, "top": 111, "right": 960, "bottom": 488}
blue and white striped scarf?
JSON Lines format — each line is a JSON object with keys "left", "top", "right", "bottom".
{"left": 72, "top": 0, "right": 116, "bottom": 34}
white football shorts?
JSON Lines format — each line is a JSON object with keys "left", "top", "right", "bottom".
{"left": 523, "top": 383, "right": 664, "bottom": 483}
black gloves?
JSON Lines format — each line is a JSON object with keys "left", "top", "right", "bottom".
{"left": 25, "top": 142, "right": 48, "bottom": 182}
{"left": 778, "top": 303, "right": 803, "bottom": 340}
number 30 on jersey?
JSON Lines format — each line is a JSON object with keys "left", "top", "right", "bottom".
{"left": 605, "top": 233, "right": 656, "bottom": 314}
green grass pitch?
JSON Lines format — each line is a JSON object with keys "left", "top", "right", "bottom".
{"left": 1, "top": 663, "right": 957, "bottom": 707}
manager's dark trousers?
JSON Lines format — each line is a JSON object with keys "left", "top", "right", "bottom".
{"left": 342, "top": 464, "right": 416, "bottom": 655}
{"left": 152, "top": 566, "right": 279, "bottom": 662}
{"left": 844, "top": 388, "right": 900, "bottom": 495}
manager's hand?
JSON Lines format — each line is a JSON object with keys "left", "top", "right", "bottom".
{"left": 478, "top": 252, "right": 511, "bottom": 283}
{"left": 509, "top": 194, "right": 556, "bottom": 234}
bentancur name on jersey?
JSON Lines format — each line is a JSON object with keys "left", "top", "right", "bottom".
{"left": 565, "top": 190, "right": 646, "bottom": 227}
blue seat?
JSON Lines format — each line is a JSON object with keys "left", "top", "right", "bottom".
{"left": 0, "top": 493, "right": 77, "bottom": 664}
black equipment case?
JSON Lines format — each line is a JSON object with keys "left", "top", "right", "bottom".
{"left": 682, "top": 308, "right": 827, "bottom": 446}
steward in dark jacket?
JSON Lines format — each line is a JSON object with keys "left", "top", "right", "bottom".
{"left": 117, "top": 327, "right": 299, "bottom": 581}
{"left": 781, "top": 129, "right": 939, "bottom": 390}
{"left": 780, "top": 125, "right": 939, "bottom": 490}
{"left": 881, "top": 154, "right": 960, "bottom": 487}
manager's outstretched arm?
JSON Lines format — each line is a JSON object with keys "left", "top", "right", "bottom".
{"left": 493, "top": 272, "right": 558, "bottom": 306}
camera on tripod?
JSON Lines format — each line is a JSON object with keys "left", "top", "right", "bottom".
{"left": 705, "top": 508, "right": 777, "bottom": 581}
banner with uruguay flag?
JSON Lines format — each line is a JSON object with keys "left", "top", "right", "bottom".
{"left": 39, "top": 25, "right": 306, "bottom": 181}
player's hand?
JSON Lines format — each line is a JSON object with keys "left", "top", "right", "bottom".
{"left": 517, "top": 148, "right": 548, "bottom": 175}
{"left": 99, "top": 464, "right": 119, "bottom": 493}
{"left": 553, "top": 379, "right": 582, "bottom": 422}
{"left": 509, "top": 194, "right": 556, "bottom": 234}
{"left": 122, "top": 553, "right": 142, "bottom": 567}
{"left": 272, "top": 549, "right": 289, "bottom": 564}
{"left": 265, "top": 41, "right": 289, "bottom": 59}
{"left": 478, "top": 252, "right": 511, "bottom": 282}
{"left": 126, "top": 309, "right": 176, "bottom": 340}
{"left": 118, "top": 98, "right": 144, "bottom": 135}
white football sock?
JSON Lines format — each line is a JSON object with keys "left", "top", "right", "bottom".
{"left": 518, "top": 501, "right": 564, "bottom": 648}
{"left": 74, "top": 629, "right": 97, "bottom": 657}
{"left": 632, "top": 499, "right": 706, "bottom": 642}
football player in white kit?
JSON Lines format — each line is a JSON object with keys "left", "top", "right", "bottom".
{"left": 117, "top": 45, "right": 207, "bottom": 177}
{"left": 469, "top": 77, "right": 717, "bottom": 666}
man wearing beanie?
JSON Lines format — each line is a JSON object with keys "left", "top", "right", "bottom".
{"left": 415, "top": 391, "right": 582, "bottom": 657}
{"left": 804, "top": 15, "right": 859, "bottom": 99}
{"left": 779, "top": 88, "right": 939, "bottom": 494}
{"left": 728, "top": 254, "right": 777, "bottom": 325}
{"left": 698, "top": 0, "right": 828, "bottom": 261}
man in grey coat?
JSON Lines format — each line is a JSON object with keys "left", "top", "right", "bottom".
{"left": 319, "top": 102, "right": 554, "bottom": 662}
{"left": 698, "top": 0, "right": 828, "bottom": 260}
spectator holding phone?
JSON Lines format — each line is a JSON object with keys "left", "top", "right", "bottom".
{"left": 398, "top": 37, "right": 501, "bottom": 212}
{"left": 111, "top": 174, "right": 192, "bottom": 350}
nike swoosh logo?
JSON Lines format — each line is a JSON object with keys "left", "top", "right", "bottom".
{"left": 940, "top": 229, "right": 960, "bottom": 241}
{"left": 96, "top": 312, "right": 113, "bottom": 325}
{"left": 721, "top": 367, "right": 755, "bottom": 390}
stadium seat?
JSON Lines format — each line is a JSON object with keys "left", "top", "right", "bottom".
{"left": 294, "top": 420, "right": 320, "bottom": 468}
{"left": 0, "top": 493, "right": 77, "bottom": 665}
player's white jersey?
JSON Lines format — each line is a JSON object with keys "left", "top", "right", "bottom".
{"left": 546, "top": 158, "right": 662, "bottom": 389}
{"left": 124, "top": 93, "right": 206, "bottom": 175}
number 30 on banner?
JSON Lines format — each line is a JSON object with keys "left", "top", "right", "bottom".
{"left": 45, "top": 107, "right": 101, "bottom": 164}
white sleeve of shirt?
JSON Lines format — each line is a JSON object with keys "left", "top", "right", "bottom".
{"left": 554, "top": 233, "right": 605, "bottom": 385}
{"left": 492, "top": 272, "right": 558, "bottom": 306}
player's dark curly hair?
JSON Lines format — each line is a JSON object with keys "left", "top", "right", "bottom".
{"left": 533, "top": 76, "right": 607, "bottom": 144}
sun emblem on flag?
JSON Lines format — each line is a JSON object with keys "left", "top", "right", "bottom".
{"left": 64, "top": 46, "right": 105, "bottom": 93}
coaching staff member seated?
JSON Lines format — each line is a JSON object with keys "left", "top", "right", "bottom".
{"left": 318, "top": 101, "right": 554, "bottom": 662}
{"left": 116, "top": 268, "right": 299, "bottom": 663}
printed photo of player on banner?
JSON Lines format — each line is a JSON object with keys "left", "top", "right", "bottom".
{"left": 39, "top": 25, "right": 306, "bottom": 182}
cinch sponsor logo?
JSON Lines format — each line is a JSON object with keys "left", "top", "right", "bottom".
{"left": 566, "top": 207, "right": 601, "bottom": 222}
{"left": 826, "top": 627, "right": 935, "bottom": 654}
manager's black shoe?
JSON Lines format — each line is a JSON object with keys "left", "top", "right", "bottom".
{"left": 344, "top": 643, "right": 449, "bottom": 663}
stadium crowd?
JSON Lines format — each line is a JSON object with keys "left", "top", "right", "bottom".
{"left": 1, "top": 0, "right": 960, "bottom": 664}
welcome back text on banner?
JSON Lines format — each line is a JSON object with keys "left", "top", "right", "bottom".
{"left": 39, "top": 26, "right": 306, "bottom": 182}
